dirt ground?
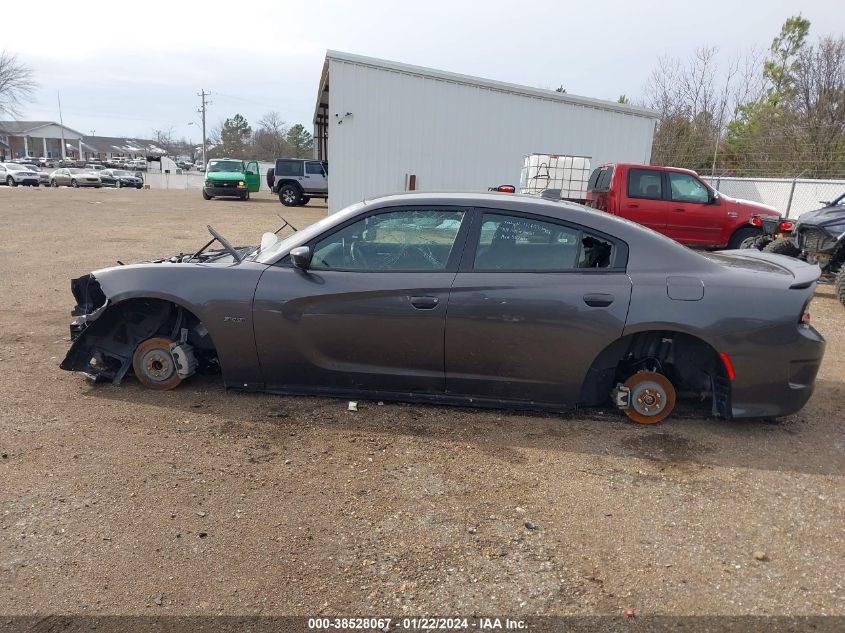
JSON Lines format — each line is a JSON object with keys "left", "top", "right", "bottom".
{"left": 0, "top": 187, "right": 843, "bottom": 618}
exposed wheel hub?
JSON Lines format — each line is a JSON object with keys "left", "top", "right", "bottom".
{"left": 141, "top": 347, "right": 175, "bottom": 382}
{"left": 620, "top": 371, "right": 677, "bottom": 424}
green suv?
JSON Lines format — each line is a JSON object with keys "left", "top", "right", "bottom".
{"left": 202, "top": 158, "right": 260, "bottom": 201}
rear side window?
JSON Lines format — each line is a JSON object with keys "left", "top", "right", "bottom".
{"left": 473, "top": 213, "right": 621, "bottom": 271}
{"left": 275, "top": 160, "right": 302, "bottom": 177}
{"left": 627, "top": 168, "right": 663, "bottom": 200}
{"left": 588, "top": 166, "right": 614, "bottom": 193}
{"left": 305, "top": 161, "right": 325, "bottom": 175}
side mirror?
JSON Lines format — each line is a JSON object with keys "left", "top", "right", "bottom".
{"left": 290, "top": 246, "right": 312, "bottom": 270}
{"left": 247, "top": 170, "right": 256, "bottom": 175}
{"left": 709, "top": 192, "right": 720, "bottom": 205}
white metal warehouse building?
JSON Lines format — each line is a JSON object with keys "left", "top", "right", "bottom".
{"left": 313, "top": 51, "right": 659, "bottom": 214}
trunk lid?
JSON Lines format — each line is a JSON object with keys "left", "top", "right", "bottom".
{"left": 704, "top": 249, "right": 821, "bottom": 289}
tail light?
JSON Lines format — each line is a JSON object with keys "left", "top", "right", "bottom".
{"left": 779, "top": 221, "right": 794, "bottom": 232}
{"left": 495, "top": 185, "right": 515, "bottom": 193}
{"left": 800, "top": 298, "right": 812, "bottom": 325}
{"left": 750, "top": 216, "right": 762, "bottom": 227}
{"left": 719, "top": 352, "right": 735, "bottom": 381}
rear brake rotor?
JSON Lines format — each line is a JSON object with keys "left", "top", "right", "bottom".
{"left": 623, "top": 371, "right": 676, "bottom": 424}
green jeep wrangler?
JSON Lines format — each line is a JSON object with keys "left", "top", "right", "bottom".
{"left": 202, "top": 158, "right": 260, "bottom": 201}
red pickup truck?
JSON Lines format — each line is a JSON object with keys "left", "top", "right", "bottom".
{"left": 585, "top": 164, "right": 780, "bottom": 249}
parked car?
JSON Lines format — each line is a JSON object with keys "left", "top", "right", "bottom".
{"left": 126, "top": 159, "right": 147, "bottom": 171}
{"left": 202, "top": 158, "right": 260, "bottom": 201}
{"left": 272, "top": 158, "right": 328, "bottom": 206}
{"left": 586, "top": 164, "right": 780, "bottom": 249}
{"left": 99, "top": 169, "right": 143, "bottom": 189}
{"left": 765, "top": 193, "right": 845, "bottom": 306}
{"left": 22, "top": 163, "right": 51, "bottom": 186}
{"left": 50, "top": 168, "right": 102, "bottom": 188}
{"left": 37, "top": 157, "right": 58, "bottom": 168}
{"left": 0, "top": 162, "right": 40, "bottom": 186}
{"left": 60, "top": 192, "right": 825, "bottom": 424}
{"left": 86, "top": 163, "right": 106, "bottom": 171}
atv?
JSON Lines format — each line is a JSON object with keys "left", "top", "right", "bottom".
{"left": 764, "top": 193, "right": 845, "bottom": 307}
{"left": 739, "top": 214, "right": 796, "bottom": 251}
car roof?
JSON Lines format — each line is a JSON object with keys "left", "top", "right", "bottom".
{"left": 265, "top": 190, "right": 706, "bottom": 272}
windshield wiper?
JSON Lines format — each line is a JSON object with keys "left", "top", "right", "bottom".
{"left": 191, "top": 225, "right": 243, "bottom": 263}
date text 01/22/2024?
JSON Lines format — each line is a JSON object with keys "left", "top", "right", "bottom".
{"left": 307, "top": 617, "right": 528, "bottom": 630}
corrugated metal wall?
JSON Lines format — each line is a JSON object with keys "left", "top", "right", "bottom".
{"left": 326, "top": 58, "right": 657, "bottom": 213}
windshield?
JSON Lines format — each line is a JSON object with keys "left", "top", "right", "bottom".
{"left": 254, "top": 201, "right": 367, "bottom": 264}
{"left": 207, "top": 160, "right": 243, "bottom": 173}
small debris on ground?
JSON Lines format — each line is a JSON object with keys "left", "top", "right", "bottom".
{"left": 753, "top": 551, "right": 768, "bottom": 561}
{"left": 198, "top": 532, "right": 208, "bottom": 539}
{"left": 347, "top": 402, "right": 358, "bottom": 411}
{"left": 153, "top": 594, "right": 163, "bottom": 606}
{"left": 624, "top": 609, "right": 635, "bottom": 618}
{"left": 524, "top": 520, "right": 538, "bottom": 531}
{"left": 196, "top": 511, "right": 206, "bottom": 517}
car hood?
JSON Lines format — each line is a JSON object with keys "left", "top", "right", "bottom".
{"left": 206, "top": 171, "right": 244, "bottom": 180}
{"left": 794, "top": 204, "right": 845, "bottom": 229}
{"left": 720, "top": 194, "right": 779, "bottom": 216}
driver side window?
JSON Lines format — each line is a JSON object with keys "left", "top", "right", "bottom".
{"left": 310, "top": 208, "right": 466, "bottom": 271}
{"left": 668, "top": 172, "right": 710, "bottom": 204}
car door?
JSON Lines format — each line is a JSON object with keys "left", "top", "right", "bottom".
{"left": 244, "top": 160, "right": 260, "bottom": 192}
{"left": 55, "top": 169, "right": 67, "bottom": 185}
{"left": 444, "top": 209, "right": 633, "bottom": 407}
{"left": 0, "top": 164, "right": 6, "bottom": 183}
{"left": 252, "top": 206, "right": 471, "bottom": 394}
{"left": 664, "top": 171, "right": 722, "bottom": 246}
{"left": 304, "top": 161, "right": 327, "bottom": 194}
{"left": 620, "top": 167, "right": 674, "bottom": 236}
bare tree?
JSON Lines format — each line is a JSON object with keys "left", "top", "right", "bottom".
{"left": 253, "top": 111, "right": 289, "bottom": 160}
{"left": 0, "top": 50, "right": 36, "bottom": 117}
{"left": 790, "top": 36, "right": 845, "bottom": 177}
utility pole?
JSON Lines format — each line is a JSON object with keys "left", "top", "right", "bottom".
{"left": 197, "top": 89, "right": 211, "bottom": 166}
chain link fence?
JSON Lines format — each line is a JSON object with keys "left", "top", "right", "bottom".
{"left": 701, "top": 176, "right": 845, "bottom": 218}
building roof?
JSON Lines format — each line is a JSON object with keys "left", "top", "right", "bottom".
{"left": 318, "top": 50, "right": 659, "bottom": 121}
{"left": 80, "top": 135, "right": 167, "bottom": 155}
{"left": 0, "top": 120, "right": 86, "bottom": 137}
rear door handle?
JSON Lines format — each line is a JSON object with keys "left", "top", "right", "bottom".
{"left": 583, "top": 293, "right": 614, "bottom": 307}
{"left": 674, "top": 207, "right": 685, "bottom": 212}
{"left": 410, "top": 295, "right": 439, "bottom": 310}
{"left": 626, "top": 203, "right": 639, "bottom": 208}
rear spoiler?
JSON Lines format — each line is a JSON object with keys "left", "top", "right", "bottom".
{"left": 719, "top": 249, "right": 821, "bottom": 289}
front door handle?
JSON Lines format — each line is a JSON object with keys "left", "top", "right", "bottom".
{"left": 410, "top": 295, "right": 439, "bottom": 310}
{"left": 583, "top": 293, "right": 614, "bottom": 307}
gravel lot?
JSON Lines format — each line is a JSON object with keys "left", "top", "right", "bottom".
{"left": 0, "top": 187, "right": 843, "bottom": 617}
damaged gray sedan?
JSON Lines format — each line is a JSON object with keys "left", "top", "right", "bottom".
{"left": 62, "top": 192, "right": 825, "bottom": 423}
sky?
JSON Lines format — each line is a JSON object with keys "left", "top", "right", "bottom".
{"left": 5, "top": 0, "right": 844, "bottom": 142}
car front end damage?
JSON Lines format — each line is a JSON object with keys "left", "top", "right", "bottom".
{"left": 60, "top": 273, "right": 207, "bottom": 385}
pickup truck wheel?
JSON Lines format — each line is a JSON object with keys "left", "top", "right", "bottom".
{"left": 763, "top": 237, "right": 800, "bottom": 258}
{"left": 202, "top": 189, "right": 212, "bottom": 200}
{"left": 279, "top": 184, "right": 302, "bottom": 206}
{"left": 300, "top": 195, "right": 311, "bottom": 206}
{"left": 727, "top": 227, "right": 760, "bottom": 249}
{"left": 241, "top": 190, "right": 250, "bottom": 201}
{"left": 835, "top": 267, "right": 845, "bottom": 308}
